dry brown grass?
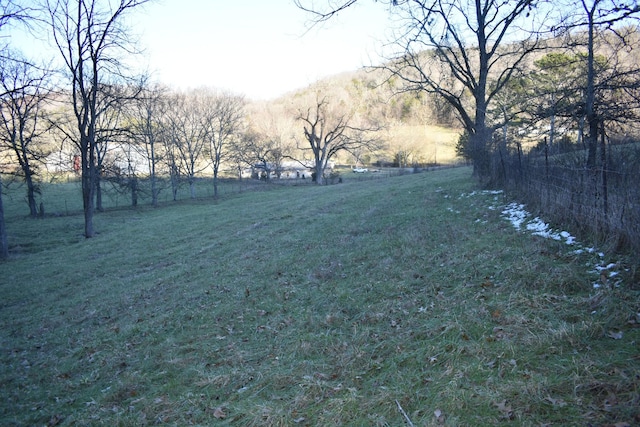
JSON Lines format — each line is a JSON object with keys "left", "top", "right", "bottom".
{"left": 384, "top": 124, "right": 462, "bottom": 165}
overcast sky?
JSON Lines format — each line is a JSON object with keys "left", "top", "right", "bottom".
{"left": 134, "top": 0, "right": 393, "bottom": 99}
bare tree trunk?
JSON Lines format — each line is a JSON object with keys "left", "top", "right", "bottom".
{"left": 81, "top": 148, "right": 96, "bottom": 238}
{"left": 544, "top": 137, "right": 550, "bottom": 208}
{"left": 584, "top": 3, "right": 598, "bottom": 170}
{"left": 171, "top": 175, "right": 178, "bottom": 201}
{"left": 0, "top": 176, "right": 8, "bottom": 259}
{"left": 213, "top": 168, "right": 219, "bottom": 199}
{"left": 47, "top": 0, "right": 149, "bottom": 237}
{"left": 212, "top": 151, "right": 223, "bottom": 199}
{"left": 23, "top": 166, "right": 38, "bottom": 217}
{"left": 151, "top": 177, "right": 158, "bottom": 206}
{"left": 315, "top": 162, "right": 324, "bottom": 184}
{"left": 137, "top": 84, "right": 164, "bottom": 207}
{"left": 578, "top": 116, "right": 585, "bottom": 150}
{"left": 169, "top": 163, "right": 179, "bottom": 201}
{"left": 131, "top": 175, "right": 138, "bottom": 207}
{"left": 549, "top": 112, "right": 556, "bottom": 154}
{"left": 600, "top": 121, "right": 608, "bottom": 225}
{"left": 189, "top": 177, "right": 196, "bottom": 199}
{"left": 150, "top": 145, "right": 158, "bottom": 206}
{"left": 95, "top": 171, "right": 103, "bottom": 212}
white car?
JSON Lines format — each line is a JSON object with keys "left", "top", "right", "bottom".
{"left": 353, "top": 168, "right": 368, "bottom": 173}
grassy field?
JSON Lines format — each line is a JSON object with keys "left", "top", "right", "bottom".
{"left": 385, "top": 125, "right": 461, "bottom": 166}
{"left": 1, "top": 167, "right": 638, "bottom": 426}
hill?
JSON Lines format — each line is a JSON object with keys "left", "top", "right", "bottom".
{"left": 260, "top": 27, "right": 640, "bottom": 169}
{"left": 261, "top": 66, "right": 464, "bottom": 168}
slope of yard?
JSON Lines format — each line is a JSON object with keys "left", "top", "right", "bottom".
{"left": 0, "top": 167, "right": 638, "bottom": 426}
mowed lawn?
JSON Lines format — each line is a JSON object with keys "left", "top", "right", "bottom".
{"left": 0, "top": 167, "right": 638, "bottom": 426}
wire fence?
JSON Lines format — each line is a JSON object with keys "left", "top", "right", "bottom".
{"left": 3, "top": 168, "right": 402, "bottom": 220}
{"left": 494, "top": 144, "right": 640, "bottom": 254}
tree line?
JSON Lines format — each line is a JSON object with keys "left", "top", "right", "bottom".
{"left": 299, "top": 0, "right": 640, "bottom": 166}
{"left": 0, "top": 0, "right": 382, "bottom": 256}
{"left": 297, "top": 0, "right": 640, "bottom": 251}
{"left": 3, "top": 0, "right": 640, "bottom": 257}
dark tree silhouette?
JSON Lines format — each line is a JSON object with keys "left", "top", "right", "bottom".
{"left": 45, "top": 0, "right": 149, "bottom": 237}
{"left": 296, "top": 0, "right": 550, "bottom": 179}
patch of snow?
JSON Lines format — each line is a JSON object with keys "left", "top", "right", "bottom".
{"left": 501, "top": 202, "right": 528, "bottom": 230}
{"left": 502, "top": 204, "right": 577, "bottom": 245}
{"left": 595, "top": 263, "right": 617, "bottom": 272}
{"left": 460, "top": 190, "right": 503, "bottom": 198}
{"left": 498, "top": 200, "right": 622, "bottom": 289}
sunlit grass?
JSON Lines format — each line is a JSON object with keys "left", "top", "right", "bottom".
{"left": 387, "top": 124, "right": 461, "bottom": 165}
{"left": 1, "top": 167, "right": 638, "bottom": 426}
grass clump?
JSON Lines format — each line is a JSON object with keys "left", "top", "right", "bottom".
{"left": 1, "top": 167, "right": 638, "bottom": 426}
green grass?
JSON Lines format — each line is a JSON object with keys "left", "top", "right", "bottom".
{"left": 1, "top": 167, "right": 638, "bottom": 426}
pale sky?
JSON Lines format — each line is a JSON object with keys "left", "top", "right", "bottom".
{"left": 4, "top": 0, "right": 392, "bottom": 100}
{"left": 135, "top": 0, "right": 392, "bottom": 99}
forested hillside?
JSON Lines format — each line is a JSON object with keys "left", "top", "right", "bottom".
{"left": 262, "top": 67, "right": 462, "bottom": 167}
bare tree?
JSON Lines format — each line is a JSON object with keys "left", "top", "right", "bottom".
{"left": 297, "top": 92, "right": 381, "bottom": 184}
{"left": 45, "top": 0, "right": 149, "bottom": 237}
{"left": 0, "top": 170, "right": 6, "bottom": 258}
{"left": 93, "top": 83, "right": 145, "bottom": 210}
{"left": 1, "top": 1, "right": 32, "bottom": 49}
{"left": 162, "top": 90, "right": 208, "bottom": 199}
{"left": 242, "top": 103, "right": 295, "bottom": 181}
{"left": 1, "top": 0, "right": 38, "bottom": 259}
{"left": 129, "top": 80, "right": 167, "bottom": 206}
{"left": 200, "top": 89, "right": 245, "bottom": 198}
{"left": 0, "top": 171, "right": 6, "bottom": 259}
{"left": 560, "top": 0, "right": 640, "bottom": 168}
{"left": 0, "top": 51, "right": 52, "bottom": 217}
{"left": 160, "top": 128, "right": 180, "bottom": 201}
{"left": 241, "top": 129, "right": 285, "bottom": 181}
{"left": 297, "top": 0, "right": 550, "bottom": 179}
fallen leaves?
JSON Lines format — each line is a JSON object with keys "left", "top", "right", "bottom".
{"left": 210, "top": 406, "right": 226, "bottom": 419}
{"left": 493, "top": 400, "right": 514, "bottom": 420}
{"left": 481, "top": 277, "right": 494, "bottom": 288}
{"left": 607, "top": 330, "right": 624, "bottom": 340}
{"left": 627, "top": 312, "right": 640, "bottom": 327}
{"left": 544, "top": 395, "right": 567, "bottom": 408}
{"left": 486, "top": 326, "right": 512, "bottom": 342}
{"left": 46, "top": 414, "right": 65, "bottom": 427}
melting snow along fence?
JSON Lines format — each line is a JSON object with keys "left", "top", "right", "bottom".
{"left": 492, "top": 144, "right": 640, "bottom": 254}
